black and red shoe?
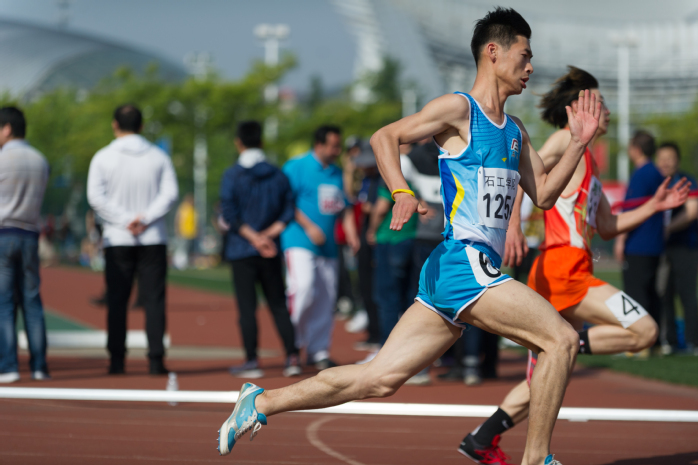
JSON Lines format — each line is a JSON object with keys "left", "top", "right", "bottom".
{"left": 458, "top": 433, "right": 513, "bottom": 465}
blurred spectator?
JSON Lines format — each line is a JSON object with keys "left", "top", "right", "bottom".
{"left": 403, "top": 140, "right": 443, "bottom": 385}
{"left": 363, "top": 145, "right": 418, "bottom": 366}
{"left": 403, "top": 140, "right": 443, "bottom": 290}
{"left": 334, "top": 136, "right": 365, "bottom": 319}
{"left": 38, "top": 214, "right": 58, "bottom": 266}
{"left": 614, "top": 130, "right": 664, "bottom": 353}
{"left": 219, "top": 121, "right": 301, "bottom": 378}
{"left": 0, "top": 106, "right": 50, "bottom": 383}
{"left": 87, "top": 104, "right": 178, "bottom": 376}
{"left": 656, "top": 142, "right": 698, "bottom": 355}
{"left": 173, "top": 194, "right": 198, "bottom": 270}
{"left": 281, "top": 125, "right": 359, "bottom": 370}
{"left": 80, "top": 210, "right": 104, "bottom": 271}
{"left": 349, "top": 144, "right": 382, "bottom": 350}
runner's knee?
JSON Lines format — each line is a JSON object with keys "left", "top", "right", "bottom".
{"left": 358, "top": 370, "right": 404, "bottom": 399}
{"left": 544, "top": 324, "right": 579, "bottom": 357}
{"left": 629, "top": 318, "right": 658, "bottom": 352}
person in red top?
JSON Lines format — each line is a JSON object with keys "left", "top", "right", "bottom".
{"left": 457, "top": 66, "right": 691, "bottom": 465}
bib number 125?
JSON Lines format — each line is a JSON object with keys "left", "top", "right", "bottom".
{"left": 477, "top": 167, "right": 520, "bottom": 230}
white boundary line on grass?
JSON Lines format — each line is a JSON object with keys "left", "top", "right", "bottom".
{"left": 1, "top": 387, "right": 698, "bottom": 423}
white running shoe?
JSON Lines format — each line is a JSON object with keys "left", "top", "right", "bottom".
{"left": 32, "top": 371, "right": 51, "bottom": 381}
{"left": 229, "top": 361, "right": 264, "bottom": 379}
{"left": 0, "top": 372, "right": 19, "bottom": 383}
{"left": 345, "top": 310, "right": 368, "bottom": 333}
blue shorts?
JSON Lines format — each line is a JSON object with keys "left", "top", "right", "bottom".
{"left": 415, "top": 240, "right": 512, "bottom": 328}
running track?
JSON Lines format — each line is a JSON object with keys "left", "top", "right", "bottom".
{"left": 2, "top": 267, "right": 698, "bottom": 465}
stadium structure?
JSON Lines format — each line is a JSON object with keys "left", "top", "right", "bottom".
{"left": 336, "top": 0, "right": 698, "bottom": 117}
{"left": 0, "top": 19, "right": 187, "bottom": 99}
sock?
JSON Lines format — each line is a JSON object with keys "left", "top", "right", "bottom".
{"left": 578, "top": 329, "right": 592, "bottom": 355}
{"left": 472, "top": 408, "right": 514, "bottom": 445}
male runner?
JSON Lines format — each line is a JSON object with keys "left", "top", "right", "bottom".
{"left": 217, "top": 9, "right": 602, "bottom": 465}
{"left": 457, "top": 67, "right": 690, "bottom": 465}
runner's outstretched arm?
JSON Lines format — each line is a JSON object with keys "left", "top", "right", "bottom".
{"left": 370, "top": 94, "right": 470, "bottom": 231}
{"left": 595, "top": 177, "right": 690, "bottom": 240}
{"left": 517, "top": 90, "right": 601, "bottom": 209}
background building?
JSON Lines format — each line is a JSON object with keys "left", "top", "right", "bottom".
{"left": 0, "top": 19, "right": 186, "bottom": 99}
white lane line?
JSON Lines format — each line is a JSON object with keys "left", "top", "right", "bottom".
{"left": 306, "top": 416, "right": 367, "bottom": 465}
{"left": 1, "top": 387, "right": 698, "bottom": 422}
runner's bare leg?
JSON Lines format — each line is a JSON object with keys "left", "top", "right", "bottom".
{"left": 500, "top": 380, "right": 532, "bottom": 423}
{"left": 484, "top": 284, "right": 659, "bottom": 438}
{"left": 565, "top": 284, "right": 658, "bottom": 354}
{"left": 255, "top": 303, "right": 460, "bottom": 416}
{"left": 461, "top": 279, "right": 578, "bottom": 465}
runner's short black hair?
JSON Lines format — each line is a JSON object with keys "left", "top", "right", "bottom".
{"left": 0, "top": 106, "right": 26, "bottom": 138}
{"left": 471, "top": 7, "right": 531, "bottom": 67}
{"left": 314, "top": 125, "right": 341, "bottom": 145}
{"left": 658, "top": 142, "right": 681, "bottom": 161}
{"left": 630, "top": 130, "right": 656, "bottom": 158}
{"left": 540, "top": 66, "right": 599, "bottom": 128}
{"left": 113, "top": 104, "right": 143, "bottom": 133}
{"left": 236, "top": 121, "right": 263, "bottom": 148}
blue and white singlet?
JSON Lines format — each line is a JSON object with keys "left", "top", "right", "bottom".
{"left": 438, "top": 92, "right": 522, "bottom": 260}
{"left": 415, "top": 92, "right": 523, "bottom": 327}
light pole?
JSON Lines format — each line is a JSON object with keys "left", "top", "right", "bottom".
{"left": 254, "top": 24, "right": 290, "bottom": 102}
{"left": 612, "top": 32, "right": 638, "bottom": 184}
{"left": 183, "top": 53, "right": 213, "bottom": 243}
{"left": 254, "top": 24, "right": 290, "bottom": 142}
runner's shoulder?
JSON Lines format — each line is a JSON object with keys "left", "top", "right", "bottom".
{"left": 427, "top": 93, "right": 471, "bottom": 121}
{"left": 506, "top": 115, "right": 529, "bottom": 142}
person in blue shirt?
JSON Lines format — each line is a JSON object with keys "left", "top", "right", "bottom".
{"left": 656, "top": 142, "right": 698, "bottom": 354}
{"left": 219, "top": 121, "right": 301, "bottom": 379}
{"left": 614, "top": 130, "right": 665, "bottom": 351}
{"left": 281, "top": 125, "right": 360, "bottom": 370}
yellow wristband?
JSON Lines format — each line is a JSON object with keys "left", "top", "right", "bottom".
{"left": 391, "top": 189, "right": 415, "bottom": 201}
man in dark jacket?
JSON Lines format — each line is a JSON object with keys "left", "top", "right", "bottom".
{"left": 219, "top": 121, "right": 300, "bottom": 378}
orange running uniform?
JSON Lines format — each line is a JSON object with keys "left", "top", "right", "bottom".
{"left": 527, "top": 147, "right": 606, "bottom": 311}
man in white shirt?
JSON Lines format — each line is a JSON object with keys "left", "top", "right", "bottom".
{"left": 87, "top": 105, "right": 178, "bottom": 375}
{"left": 0, "top": 106, "right": 50, "bottom": 383}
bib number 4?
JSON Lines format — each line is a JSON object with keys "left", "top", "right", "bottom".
{"left": 477, "top": 167, "right": 520, "bottom": 230}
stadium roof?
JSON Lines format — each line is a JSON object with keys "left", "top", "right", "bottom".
{"left": 338, "top": 0, "right": 698, "bottom": 115}
{"left": 0, "top": 19, "right": 187, "bottom": 99}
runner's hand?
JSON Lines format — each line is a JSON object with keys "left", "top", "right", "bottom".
{"left": 390, "top": 193, "right": 427, "bottom": 231}
{"left": 653, "top": 176, "right": 691, "bottom": 212}
{"left": 503, "top": 226, "right": 529, "bottom": 267}
{"left": 566, "top": 89, "right": 601, "bottom": 147}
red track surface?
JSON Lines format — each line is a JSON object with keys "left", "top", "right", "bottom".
{"left": 2, "top": 267, "right": 698, "bottom": 465}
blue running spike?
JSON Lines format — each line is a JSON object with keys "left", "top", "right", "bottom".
{"left": 217, "top": 383, "right": 267, "bottom": 456}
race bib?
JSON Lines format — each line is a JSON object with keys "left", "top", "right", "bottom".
{"left": 477, "top": 167, "right": 520, "bottom": 229}
{"left": 465, "top": 246, "right": 503, "bottom": 286}
{"left": 586, "top": 176, "right": 602, "bottom": 228}
{"left": 318, "top": 184, "right": 345, "bottom": 215}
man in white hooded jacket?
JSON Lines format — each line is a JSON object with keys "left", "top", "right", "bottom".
{"left": 87, "top": 104, "right": 178, "bottom": 375}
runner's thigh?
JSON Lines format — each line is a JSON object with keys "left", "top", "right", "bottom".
{"left": 459, "top": 279, "right": 575, "bottom": 352}
{"left": 367, "top": 302, "right": 461, "bottom": 380}
{"left": 562, "top": 284, "right": 653, "bottom": 329}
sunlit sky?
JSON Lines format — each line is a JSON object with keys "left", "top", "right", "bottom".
{"left": 1, "top": 0, "right": 696, "bottom": 94}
